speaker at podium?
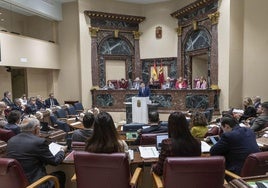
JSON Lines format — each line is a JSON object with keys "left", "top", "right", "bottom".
{"left": 132, "top": 97, "right": 151, "bottom": 124}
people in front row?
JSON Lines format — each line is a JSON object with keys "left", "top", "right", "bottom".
{"left": 175, "top": 76, "right": 187, "bottom": 89}
{"left": 151, "top": 112, "right": 201, "bottom": 176}
{"left": 210, "top": 117, "right": 260, "bottom": 176}
{"left": 72, "top": 112, "right": 94, "bottom": 142}
{"left": 85, "top": 111, "right": 129, "bottom": 160}
{"left": 7, "top": 118, "right": 66, "bottom": 188}
{"left": 103, "top": 80, "right": 115, "bottom": 90}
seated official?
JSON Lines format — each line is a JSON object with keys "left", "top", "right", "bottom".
{"left": 44, "top": 93, "right": 60, "bottom": 108}
{"left": 119, "top": 78, "right": 128, "bottom": 89}
{"left": 102, "top": 80, "right": 115, "bottom": 90}
{"left": 72, "top": 112, "right": 94, "bottom": 142}
{"left": 138, "top": 82, "right": 150, "bottom": 97}
{"left": 162, "top": 77, "right": 174, "bottom": 89}
{"left": 4, "top": 110, "right": 21, "bottom": 135}
{"left": 7, "top": 118, "right": 66, "bottom": 188}
{"left": 151, "top": 112, "right": 201, "bottom": 176}
{"left": 210, "top": 117, "right": 260, "bottom": 176}
{"left": 12, "top": 98, "right": 25, "bottom": 115}
{"left": 134, "top": 111, "right": 167, "bottom": 145}
{"left": 36, "top": 95, "right": 46, "bottom": 110}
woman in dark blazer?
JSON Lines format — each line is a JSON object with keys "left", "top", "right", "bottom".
{"left": 152, "top": 111, "right": 201, "bottom": 176}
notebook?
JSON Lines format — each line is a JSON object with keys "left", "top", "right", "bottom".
{"left": 156, "top": 134, "right": 168, "bottom": 151}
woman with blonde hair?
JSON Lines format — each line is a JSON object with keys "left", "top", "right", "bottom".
{"left": 190, "top": 111, "right": 208, "bottom": 138}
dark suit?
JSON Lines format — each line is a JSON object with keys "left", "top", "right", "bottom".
{"left": 138, "top": 87, "right": 150, "bottom": 97}
{"left": 210, "top": 125, "right": 260, "bottom": 175}
{"left": 36, "top": 100, "right": 46, "bottom": 110}
{"left": 44, "top": 98, "right": 60, "bottom": 108}
{"left": 7, "top": 133, "right": 65, "bottom": 188}
{"left": 2, "top": 97, "right": 14, "bottom": 108}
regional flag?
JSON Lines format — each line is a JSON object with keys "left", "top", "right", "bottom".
{"left": 152, "top": 62, "right": 158, "bottom": 80}
{"left": 159, "top": 63, "right": 164, "bottom": 85}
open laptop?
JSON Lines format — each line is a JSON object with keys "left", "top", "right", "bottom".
{"left": 156, "top": 134, "right": 168, "bottom": 151}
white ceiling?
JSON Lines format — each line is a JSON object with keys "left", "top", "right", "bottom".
{"left": 116, "top": 0, "right": 173, "bottom": 4}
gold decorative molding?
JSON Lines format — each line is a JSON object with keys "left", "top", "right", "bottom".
{"left": 89, "top": 27, "right": 99, "bottom": 37}
{"left": 114, "top": 30, "right": 119, "bottom": 38}
{"left": 133, "top": 31, "right": 142, "bottom": 39}
{"left": 176, "top": 26, "right": 182, "bottom": 36}
{"left": 192, "top": 20, "right": 198, "bottom": 30}
{"left": 84, "top": 10, "right": 145, "bottom": 23}
{"left": 208, "top": 11, "right": 220, "bottom": 25}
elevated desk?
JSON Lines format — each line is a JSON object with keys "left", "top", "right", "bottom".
{"left": 91, "top": 88, "right": 220, "bottom": 114}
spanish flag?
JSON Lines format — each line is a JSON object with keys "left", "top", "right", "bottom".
{"left": 152, "top": 62, "right": 158, "bottom": 80}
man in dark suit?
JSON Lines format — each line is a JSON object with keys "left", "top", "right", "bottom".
{"left": 1, "top": 91, "right": 14, "bottom": 112}
{"left": 44, "top": 93, "right": 60, "bottom": 108}
{"left": 134, "top": 111, "right": 167, "bottom": 145}
{"left": 7, "top": 118, "right": 66, "bottom": 188}
{"left": 138, "top": 82, "right": 150, "bottom": 97}
{"left": 210, "top": 117, "right": 260, "bottom": 176}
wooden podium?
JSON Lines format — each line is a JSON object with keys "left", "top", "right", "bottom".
{"left": 132, "top": 97, "right": 150, "bottom": 124}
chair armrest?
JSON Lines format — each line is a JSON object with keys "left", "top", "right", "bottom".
{"left": 225, "top": 170, "right": 241, "bottom": 179}
{"left": 27, "top": 175, "right": 60, "bottom": 188}
{"left": 130, "top": 167, "right": 142, "bottom": 186}
{"left": 152, "top": 172, "right": 164, "bottom": 188}
{"left": 58, "top": 118, "right": 67, "bottom": 122}
{"left": 71, "top": 174, "right": 76, "bottom": 182}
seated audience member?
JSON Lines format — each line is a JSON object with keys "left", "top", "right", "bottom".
{"left": 85, "top": 112, "right": 129, "bottom": 158}
{"left": 151, "top": 112, "right": 201, "bottom": 176}
{"left": 4, "top": 110, "right": 21, "bottom": 135}
{"left": 25, "top": 97, "right": 38, "bottom": 115}
{"left": 132, "top": 77, "right": 141, "bottom": 90}
{"left": 36, "top": 95, "right": 46, "bottom": 110}
{"left": 6, "top": 118, "right": 66, "bottom": 188}
{"left": 50, "top": 113, "right": 70, "bottom": 133}
{"left": 72, "top": 112, "right": 94, "bottom": 142}
{"left": 253, "top": 96, "right": 262, "bottom": 109}
{"left": 138, "top": 82, "right": 150, "bottom": 97}
{"left": 162, "top": 77, "right": 173, "bottom": 89}
{"left": 103, "top": 80, "right": 115, "bottom": 90}
{"left": 12, "top": 98, "right": 25, "bottom": 114}
{"left": 190, "top": 111, "right": 208, "bottom": 138}
{"left": 119, "top": 78, "right": 128, "bottom": 89}
{"left": 139, "top": 111, "right": 167, "bottom": 134}
{"left": 2, "top": 91, "right": 14, "bottom": 108}
{"left": 210, "top": 117, "right": 260, "bottom": 176}
{"left": 175, "top": 77, "right": 187, "bottom": 89}
{"left": 231, "top": 109, "right": 244, "bottom": 123}
{"left": 0, "top": 101, "right": 7, "bottom": 128}
{"left": 44, "top": 93, "right": 60, "bottom": 108}
{"left": 250, "top": 101, "right": 268, "bottom": 132}
{"left": 134, "top": 111, "right": 167, "bottom": 145}
{"left": 20, "top": 94, "right": 28, "bottom": 106}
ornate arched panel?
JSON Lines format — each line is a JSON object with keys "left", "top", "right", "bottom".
{"left": 84, "top": 11, "right": 145, "bottom": 87}
{"left": 171, "top": 0, "right": 219, "bottom": 89}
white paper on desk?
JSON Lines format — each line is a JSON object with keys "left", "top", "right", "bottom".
{"left": 201, "top": 141, "right": 211, "bottom": 153}
{"left": 128, "top": 149, "right": 134, "bottom": 161}
{"left": 139, "top": 146, "right": 159, "bottom": 159}
{"left": 49, "top": 142, "right": 62, "bottom": 156}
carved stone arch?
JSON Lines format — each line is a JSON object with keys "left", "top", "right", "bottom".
{"left": 183, "top": 27, "right": 211, "bottom": 52}
{"left": 98, "top": 34, "right": 134, "bottom": 56}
